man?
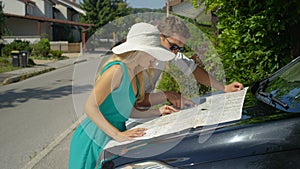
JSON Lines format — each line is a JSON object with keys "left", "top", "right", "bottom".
{"left": 159, "top": 16, "right": 243, "bottom": 107}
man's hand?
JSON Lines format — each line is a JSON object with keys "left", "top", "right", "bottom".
{"left": 159, "top": 105, "right": 179, "bottom": 116}
{"left": 165, "top": 91, "right": 196, "bottom": 109}
{"left": 224, "top": 82, "right": 244, "bottom": 92}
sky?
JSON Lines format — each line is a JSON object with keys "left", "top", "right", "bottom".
{"left": 126, "top": 0, "right": 165, "bottom": 9}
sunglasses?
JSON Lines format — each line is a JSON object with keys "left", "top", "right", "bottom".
{"left": 163, "top": 35, "right": 185, "bottom": 52}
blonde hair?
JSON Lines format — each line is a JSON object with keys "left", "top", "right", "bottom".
{"left": 96, "top": 51, "right": 153, "bottom": 103}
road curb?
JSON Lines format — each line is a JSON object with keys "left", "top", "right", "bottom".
{"left": 0, "top": 58, "right": 88, "bottom": 86}
{"left": 0, "top": 58, "right": 96, "bottom": 86}
{"left": 1, "top": 67, "right": 56, "bottom": 85}
{"left": 73, "top": 58, "right": 87, "bottom": 64}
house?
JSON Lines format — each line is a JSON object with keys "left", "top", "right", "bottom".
{"left": 1, "top": 0, "right": 93, "bottom": 52}
{"left": 168, "top": 0, "right": 211, "bottom": 24}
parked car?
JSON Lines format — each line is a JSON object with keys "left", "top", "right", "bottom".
{"left": 101, "top": 56, "right": 300, "bottom": 169}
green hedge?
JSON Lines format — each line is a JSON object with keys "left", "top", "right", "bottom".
{"left": 192, "top": 0, "right": 300, "bottom": 85}
{"left": 1, "top": 40, "right": 32, "bottom": 57}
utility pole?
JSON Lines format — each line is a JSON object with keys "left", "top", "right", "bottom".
{"left": 166, "top": 0, "right": 170, "bottom": 17}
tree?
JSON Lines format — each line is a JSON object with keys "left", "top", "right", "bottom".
{"left": 192, "top": 0, "right": 300, "bottom": 85}
{"left": 0, "top": 2, "right": 4, "bottom": 35}
{"left": 0, "top": 2, "right": 5, "bottom": 56}
{"left": 80, "top": 0, "right": 131, "bottom": 35}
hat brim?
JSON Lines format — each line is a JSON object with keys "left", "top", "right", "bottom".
{"left": 112, "top": 42, "right": 175, "bottom": 61}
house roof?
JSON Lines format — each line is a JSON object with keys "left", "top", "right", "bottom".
{"left": 56, "top": 0, "right": 86, "bottom": 15}
{"left": 18, "top": 0, "right": 36, "bottom": 5}
{"left": 58, "top": 0, "right": 80, "bottom": 8}
{"left": 4, "top": 13, "right": 93, "bottom": 27}
{"left": 172, "top": 1, "right": 204, "bottom": 19}
{"left": 170, "top": 1, "right": 211, "bottom": 24}
{"left": 18, "top": 0, "right": 86, "bottom": 16}
{"left": 49, "top": 0, "right": 59, "bottom": 4}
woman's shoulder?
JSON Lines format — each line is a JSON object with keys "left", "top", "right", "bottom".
{"left": 101, "top": 64, "right": 124, "bottom": 79}
{"left": 94, "top": 64, "right": 125, "bottom": 91}
{"left": 101, "top": 61, "right": 126, "bottom": 74}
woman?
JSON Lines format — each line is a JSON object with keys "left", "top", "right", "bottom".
{"left": 68, "top": 22, "right": 178, "bottom": 169}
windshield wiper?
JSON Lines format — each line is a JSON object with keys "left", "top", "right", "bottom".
{"left": 258, "top": 91, "right": 289, "bottom": 109}
{"left": 259, "top": 79, "right": 269, "bottom": 90}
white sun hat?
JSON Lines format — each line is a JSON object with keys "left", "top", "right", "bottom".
{"left": 112, "top": 22, "right": 175, "bottom": 61}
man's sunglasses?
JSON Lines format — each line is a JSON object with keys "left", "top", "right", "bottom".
{"left": 163, "top": 35, "right": 185, "bottom": 52}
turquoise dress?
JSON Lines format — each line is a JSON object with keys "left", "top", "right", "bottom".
{"left": 68, "top": 61, "right": 138, "bottom": 169}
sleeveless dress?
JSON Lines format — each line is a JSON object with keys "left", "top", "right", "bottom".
{"left": 68, "top": 61, "right": 139, "bottom": 169}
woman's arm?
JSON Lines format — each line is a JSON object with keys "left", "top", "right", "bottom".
{"left": 85, "top": 65, "right": 146, "bottom": 142}
{"left": 130, "top": 105, "right": 178, "bottom": 118}
{"left": 136, "top": 92, "right": 167, "bottom": 107}
{"left": 136, "top": 91, "right": 195, "bottom": 109}
{"left": 130, "top": 107, "right": 161, "bottom": 118}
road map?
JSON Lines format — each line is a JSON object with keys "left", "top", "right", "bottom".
{"left": 105, "top": 87, "right": 248, "bottom": 148}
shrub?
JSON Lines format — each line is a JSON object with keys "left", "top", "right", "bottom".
{"left": 27, "top": 58, "right": 36, "bottom": 66}
{"left": 0, "top": 57, "right": 9, "bottom": 66}
{"left": 32, "top": 38, "right": 50, "bottom": 58}
{"left": 49, "top": 50, "right": 62, "bottom": 58}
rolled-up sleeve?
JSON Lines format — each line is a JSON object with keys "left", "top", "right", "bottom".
{"left": 172, "top": 52, "right": 197, "bottom": 76}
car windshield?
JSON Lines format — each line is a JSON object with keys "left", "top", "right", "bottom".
{"left": 259, "top": 59, "right": 300, "bottom": 112}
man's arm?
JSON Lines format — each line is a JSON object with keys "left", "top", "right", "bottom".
{"left": 192, "top": 65, "right": 243, "bottom": 92}
{"left": 192, "top": 66, "right": 225, "bottom": 91}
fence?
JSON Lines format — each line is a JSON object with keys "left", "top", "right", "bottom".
{"left": 50, "top": 41, "right": 81, "bottom": 53}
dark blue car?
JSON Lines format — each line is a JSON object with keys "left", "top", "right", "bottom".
{"left": 101, "top": 56, "right": 300, "bottom": 169}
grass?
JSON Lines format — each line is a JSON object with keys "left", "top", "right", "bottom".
{"left": 30, "top": 55, "right": 67, "bottom": 60}
{"left": 29, "top": 56, "right": 54, "bottom": 60}
{"left": 0, "top": 57, "right": 20, "bottom": 73}
{"left": 0, "top": 57, "right": 33, "bottom": 73}
{"left": 0, "top": 65, "right": 21, "bottom": 73}
{"left": 0, "top": 54, "right": 68, "bottom": 73}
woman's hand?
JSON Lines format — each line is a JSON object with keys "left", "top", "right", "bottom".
{"left": 114, "top": 128, "right": 147, "bottom": 142}
{"left": 159, "top": 105, "right": 179, "bottom": 116}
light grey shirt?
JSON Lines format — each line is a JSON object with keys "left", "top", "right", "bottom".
{"left": 145, "top": 52, "right": 197, "bottom": 92}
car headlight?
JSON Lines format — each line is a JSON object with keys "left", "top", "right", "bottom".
{"left": 116, "top": 161, "right": 176, "bottom": 169}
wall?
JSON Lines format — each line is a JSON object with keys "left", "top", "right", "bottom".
{"left": 2, "top": 36, "right": 41, "bottom": 44}
{"left": 2, "top": 0, "right": 26, "bottom": 15}
{"left": 50, "top": 41, "right": 81, "bottom": 52}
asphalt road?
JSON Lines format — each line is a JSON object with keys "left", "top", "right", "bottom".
{"left": 0, "top": 57, "right": 102, "bottom": 169}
